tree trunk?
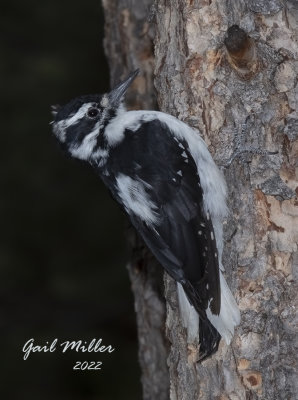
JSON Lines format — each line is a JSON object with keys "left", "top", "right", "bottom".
{"left": 102, "top": 1, "right": 298, "bottom": 399}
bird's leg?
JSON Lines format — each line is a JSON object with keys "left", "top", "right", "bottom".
{"left": 221, "top": 116, "right": 277, "bottom": 168}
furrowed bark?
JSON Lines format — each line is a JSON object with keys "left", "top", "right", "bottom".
{"left": 154, "top": 1, "right": 298, "bottom": 399}
{"left": 102, "top": 0, "right": 298, "bottom": 399}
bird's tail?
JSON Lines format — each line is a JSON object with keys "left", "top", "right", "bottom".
{"left": 177, "top": 272, "right": 240, "bottom": 360}
{"left": 206, "top": 271, "right": 240, "bottom": 344}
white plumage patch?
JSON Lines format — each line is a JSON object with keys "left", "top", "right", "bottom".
{"left": 70, "top": 121, "right": 100, "bottom": 160}
{"left": 116, "top": 174, "right": 159, "bottom": 225}
{"left": 92, "top": 148, "right": 109, "bottom": 167}
{"left": 100, "top": 95, "right": 109, "bottom": 107}
{"left": 177, "top": 283, "right": 199, "bottom": 343}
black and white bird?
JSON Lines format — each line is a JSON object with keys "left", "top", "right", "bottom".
{"left": 51, "top": 70, "right": 240, "bottom": 360}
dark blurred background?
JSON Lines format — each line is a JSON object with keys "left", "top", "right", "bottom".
{"left": 0, "top": 1, "right": 141, "bottom": 399}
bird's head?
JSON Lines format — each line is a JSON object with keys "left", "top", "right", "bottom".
{"left": 51, "top": 69, "right": 139, "bottom": 161}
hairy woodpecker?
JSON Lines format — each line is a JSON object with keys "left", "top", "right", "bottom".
{"left": 52, "top": 70, "right": 240, "bottom": 360}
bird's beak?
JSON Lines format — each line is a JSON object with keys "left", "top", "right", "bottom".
{"left": 108, "top": 69, "right": 139, "bottom": 106}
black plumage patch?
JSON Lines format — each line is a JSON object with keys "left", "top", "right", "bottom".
{"left": 64, "top": 118, "right": 98, "bottom": 147}
{"left": 99, "top": 119, "right": 222, "bottom": 359}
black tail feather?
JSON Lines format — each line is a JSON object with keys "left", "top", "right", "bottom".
{"left": 198, "top": 317, "right": 221, "bottom": 362}
{"left": 182, "top": 281, "right": 221, "bottom": 361}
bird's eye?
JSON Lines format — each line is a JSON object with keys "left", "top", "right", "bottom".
{"left": 87, "top": 107, "right": 99, "bottom": 119}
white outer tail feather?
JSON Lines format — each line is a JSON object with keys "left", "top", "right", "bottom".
{"left": 206, "top": 271, "right": 240, "bottom": 344}
{"left": 177, "top": 271, "right": 240, "bottom": 345}
{"left": 177, "top": 283, "right": 200, "bottom": 342}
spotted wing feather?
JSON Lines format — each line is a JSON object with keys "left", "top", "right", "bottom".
{"left": 107, "top": 120, "right": 220, "bottom": 313}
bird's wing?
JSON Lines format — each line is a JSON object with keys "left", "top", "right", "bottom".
{"left": 109, "top": 119, "right": 221, "bottom": 319}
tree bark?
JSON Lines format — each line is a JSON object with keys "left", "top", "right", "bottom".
{"left": 102, "top": 1, "right": 298, "bottom": 399}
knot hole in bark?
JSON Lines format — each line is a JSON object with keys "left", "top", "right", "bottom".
{"left": 224, "top": 24, "right": 259, "bottom": 79}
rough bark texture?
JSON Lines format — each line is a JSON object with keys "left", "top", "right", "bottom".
{"left": 102, "top": 0, "right": 298, "bottom": 399}
{"left": 102, "top": 0, "right": 157, "bottom": 110}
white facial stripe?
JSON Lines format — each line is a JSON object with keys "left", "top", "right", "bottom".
{"left": 53, "top": 103, "right": 95, "bottom": 142}
{"left": 64, "top": 103, "right": 95, "bottom": 128}
{"left": 116, "top": 174, "right": 159, "bottom": 225}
